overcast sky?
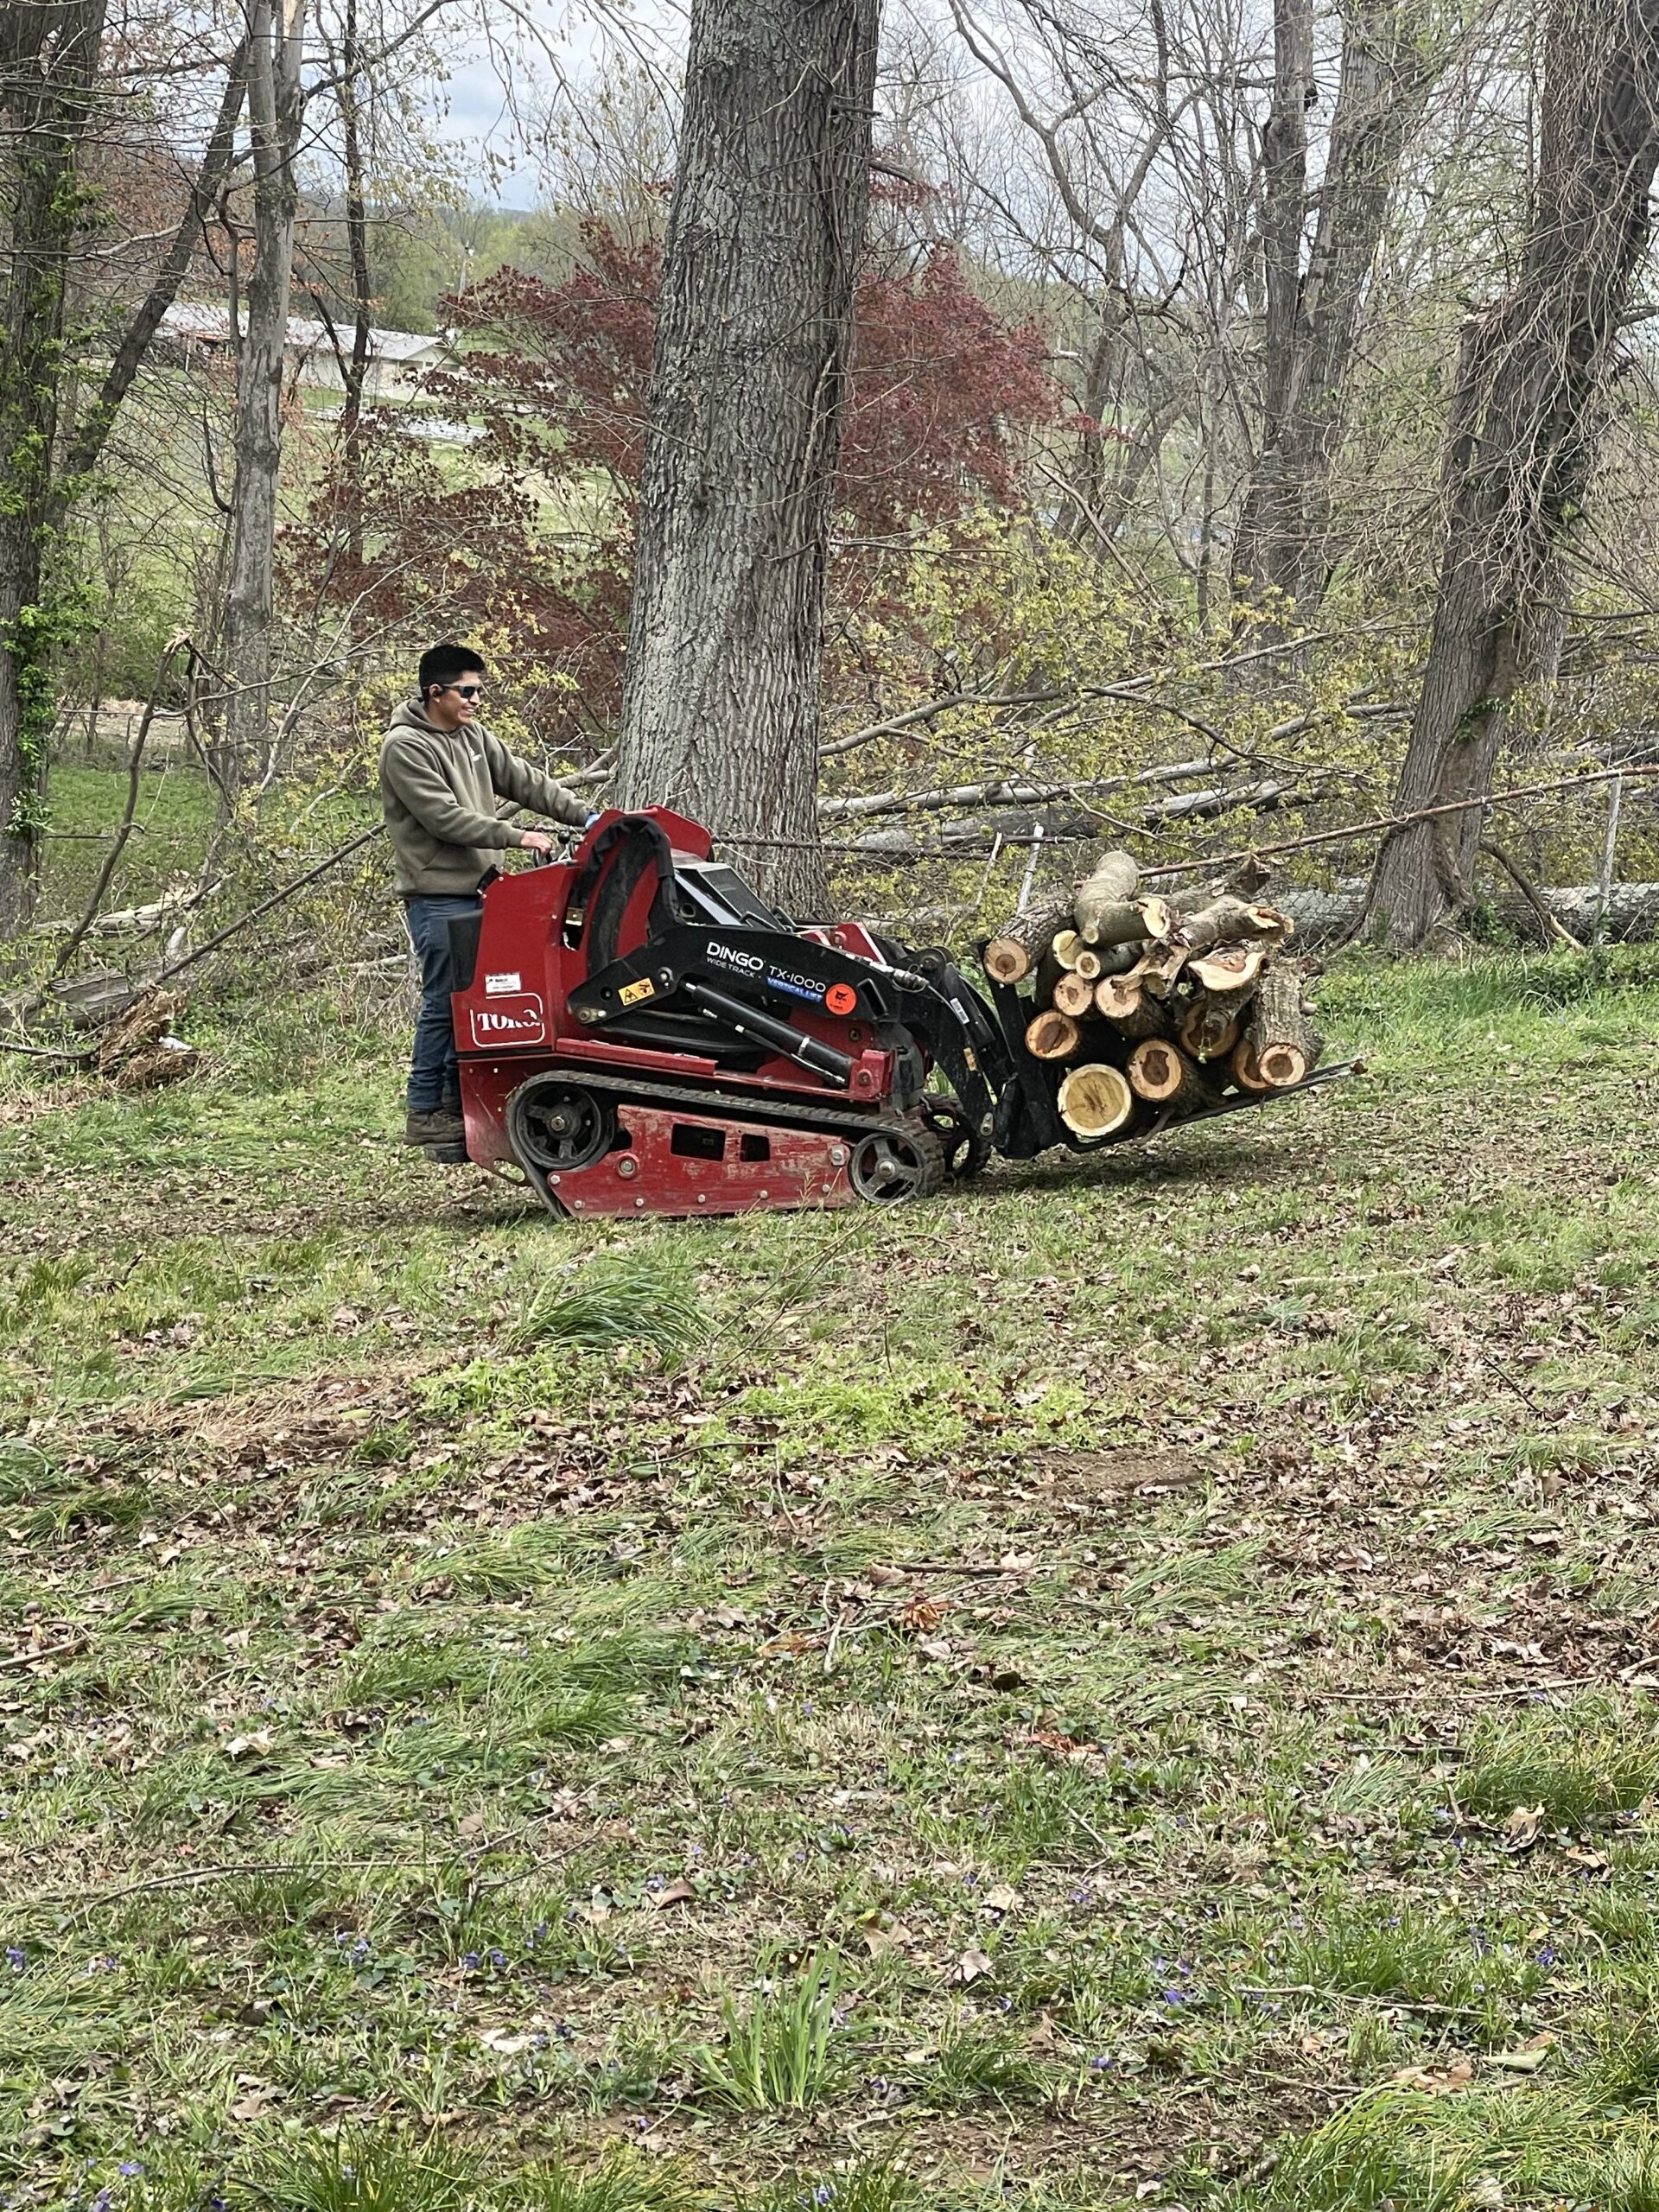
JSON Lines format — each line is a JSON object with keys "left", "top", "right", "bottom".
{"left": 443, "top": 1, "right": 683, "bottom": 208}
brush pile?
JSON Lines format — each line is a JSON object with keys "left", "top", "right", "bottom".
{"left": 981, "top": 850, "right": 1321, "bottom": 1141}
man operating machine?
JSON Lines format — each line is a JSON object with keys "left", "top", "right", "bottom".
{"left": 380, "top": 642, "right": 590, "bottom": 1149}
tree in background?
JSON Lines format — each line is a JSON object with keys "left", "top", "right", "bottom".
{"left": 223, "top": 0, "right": 307, "bottom": 794}
{"left": 0, "top": 5, "right": 247, "bottom": 930}
{"left": 1232, "top": 0, "right": 1438, "bottom": 624}
{"left": 610, "top": 0, "right": 883, "bottom": 912}
{"left": 294, "top": 220, "right": 1055, "bottom": 749}
{"left": 0, "top": 0, "right": 109, "bottom": 931}
{"left": 1363, "top": 0, "right": 1659, "bottom": 945}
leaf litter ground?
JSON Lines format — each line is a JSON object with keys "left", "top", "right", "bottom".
{"left": 4, "top": 952, "right": 1659, "bottom": 2210}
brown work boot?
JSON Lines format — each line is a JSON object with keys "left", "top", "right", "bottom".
{"left": 404, "top": 1106, "right": 466, "bottom": 1147}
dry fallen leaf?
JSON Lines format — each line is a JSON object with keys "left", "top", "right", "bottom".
{"left": 955, "top": 1946, "right": 994, "bottom": 1986}
{"left": 649, "top": 1879, "right": 696, "bottom": 1910}
{"left": 1392, "top": 2057, "right": 1475, "bottom": 2094}
{"left": 983, "top": 1884, "right": 1021, "bottom": 1914}
{"left": 1503, "top": 1802, "right": 1545, "bottom": 1849}
{"left": 224, "top": 1730, "right": 273, "bottom": 1761}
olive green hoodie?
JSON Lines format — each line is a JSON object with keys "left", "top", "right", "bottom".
{"left": 378, "top": 700, "right": 588, "bottom": 897}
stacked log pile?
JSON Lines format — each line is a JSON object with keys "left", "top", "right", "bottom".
{"left": 982, "top": 851, "right": 1322, "bottom": 1141}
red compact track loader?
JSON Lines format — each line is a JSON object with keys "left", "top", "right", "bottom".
{"left": 441, "top": 809, "right": 1343, "bottom": 1217}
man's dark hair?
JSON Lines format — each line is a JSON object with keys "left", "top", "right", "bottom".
{"left": 418, "top": 641, "right": 486, "bottom": 699}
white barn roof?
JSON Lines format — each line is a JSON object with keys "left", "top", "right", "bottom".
{"left": 159, "top": 301, "right": 443, "bottom": 364}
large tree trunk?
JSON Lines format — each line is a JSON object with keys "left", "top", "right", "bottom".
{"left": 1234, "top": 0, "right": 1432, "bottom": 622}
{"left": 613, "top": 0, "right": 880, "bottom": 917}
{"left": 0, "top": 0, "right": 108, "bottom": 931}
{"left": 224, "top": 0, "right": 307, "bottom": 798}
{"left": 1362, "top": 0, "right": 1659, "bottom": 946}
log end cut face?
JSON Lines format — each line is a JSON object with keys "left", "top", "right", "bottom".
{"left": 1057, "top": 1061, "right": 1136, "bottom": 1138}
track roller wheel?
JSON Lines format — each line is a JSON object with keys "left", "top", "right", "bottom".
{"left": 506, "top": 1077, "right": 614, "bottom": 1175}
{"left": 918, "top": 1092, "right": 991, "bottom": 1179}
{"left": 848, "top": 1121, "right": 946, "bottom": 1205}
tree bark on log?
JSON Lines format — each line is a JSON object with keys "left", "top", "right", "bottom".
{"left": 1057, "top": 1062, "right": 1138, "bottom": 1138}
{"left": 1178, "top": 991, "right": 1247, "bottom": 1062}
{"left": 1135, "top": 940, "right": 1190, "bottom": 998}
{"left": 985, "top": 894, "right": 1074, "bottom": 982}
{"left": 1074, "top": 849, "right": 1140, "bottom": 940}
{"left": 1077, "top": 899, "right": 1156, "bottom": 948}
{"left": 1247, "top": 962, "right": 1321, "bottom": 1086}
{"left": 613, "top": 0, "right": 880, "bottom": 914}
{"left": 1359, "top": 0, "right": 1659, "bottom": 945}
{"left": 1173, "top": 895, "right": 1288, "bottom": 957}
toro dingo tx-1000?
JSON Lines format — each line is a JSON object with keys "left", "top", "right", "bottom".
{"left": 441, "top": 809, "right": 1343, "bottom": 1217}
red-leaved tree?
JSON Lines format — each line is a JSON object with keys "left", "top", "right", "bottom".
{"left": 290, "top": 224, "right": 1057, "bottom": 747}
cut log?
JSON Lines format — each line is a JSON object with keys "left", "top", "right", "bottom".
{"left": 1052, "top": 928, "right": 1083, "bottom": 970}
{"left": 1126, "top": 1038, "right": 1212, "bottom": 1109}
{"left": 1057, "top": 1061, "right": 1138, "bottom": 1139}
{"left": 1077, "top": 889, "right": 1173, "bottom": 950}
{"left": 1052, "top": 969, "right": 1097, "bottom": 1019}
{"left": 1077, "top": 902, "right": 1144, "bottom": 948}
{"left": 1136, "top": 940, "right": 1190, "bottom": 998}
{"left": 1072, "top": 850, "right": 1139, "bottom": 941}
{"left": 1079, "top": 940, "right": 1138, "bottom": 981}
{"left": 1173, "top": 894, "right": 1289, "bottom": 957}
{"left": 1025, "top": 1008, "right": 1084, "bottom": 1060}
{"left": 1230, "top": 1038, "right": 1274, "bottom": 1092}
{"left": 1247, "top": 960, "right": 1321, "bottom": 1088}
{"left": 984, "top": 894, "right": 1073, "bottom": 984}
{"left": 1178, "top": 990, "right": 1247, "bottom": 1063}
{"left": 1093, "top": 974, "right": 1171, "bottom": 1039}
{"left": 1188, "top": 942, "right": 1268, "bottom": 994}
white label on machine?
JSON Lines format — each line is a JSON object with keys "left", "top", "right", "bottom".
{"left": 470, "top": 995, "right": 545, "bottom": 1046}
{"left": 484, "top": 971, "right": 523, "bottom": 995}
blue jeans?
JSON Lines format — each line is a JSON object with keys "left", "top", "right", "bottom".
{"left": 404, "top": 892, "right": 482, "bottom": 1111}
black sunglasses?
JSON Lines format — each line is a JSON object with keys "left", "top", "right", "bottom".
{"left": 440, "top": 682, "right": 486, "bottom": 700}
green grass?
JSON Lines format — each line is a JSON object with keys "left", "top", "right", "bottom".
{"left": 6, "top": 947, "right": 1659, "bottom": 2206}
{"left": 690, "top": 1955, "right": 850, "bottom": 2110}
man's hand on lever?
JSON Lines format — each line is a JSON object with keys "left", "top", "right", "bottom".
{"left": 518, "top": 830, "right": 557, "bottom": 856}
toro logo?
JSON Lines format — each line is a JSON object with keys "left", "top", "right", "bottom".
{"left": 468, "top": 993, "right": 545, "bottom": 1046}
